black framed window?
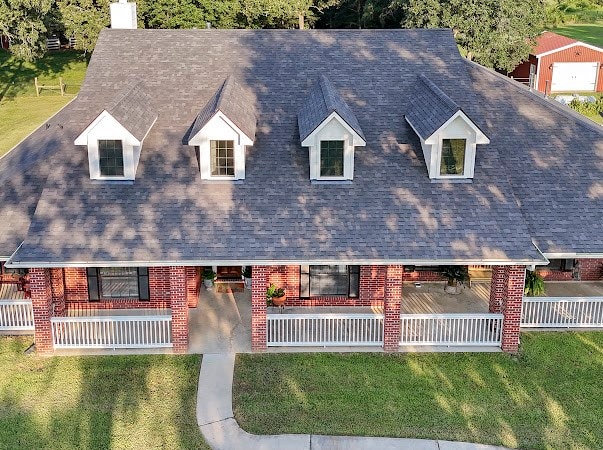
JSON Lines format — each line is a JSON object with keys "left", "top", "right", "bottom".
{"left": 440, "top": 139, "right": 466, "bottom": 175}
{"left": 300, "top": 265, "right": 359, "bottom": 297}
{"left": 543, "top": 259, "right": 575, "bottom": 272}
{"left": 87, "top": 267, "right": 150, "bottom": 301}
{"left": 98, "top": 140, "right": 124, "bottom": 177}
{"left": 210, "top": 140, "right": 235, "bottom": 176}
{"left": 320, "top": 140, "right": 344, "bottom": 177}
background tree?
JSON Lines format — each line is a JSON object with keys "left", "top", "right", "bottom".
{"left": 0, "top": 0, "right": 52, "bottom": 61}
{"left": 56, "top": 0, "right": 110, "bottom": 54}
{"left": 402, "top": 0, "right": 545, "bottom": 72}
{"left": 137, "top": 0, "right": 239, "bottom": 29}
{"left": 318, "top": 0, "right": 404, "bottom": 28}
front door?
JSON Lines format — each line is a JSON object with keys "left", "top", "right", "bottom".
{"left": 216, "top": 266, "right": 242, "bottom": 280}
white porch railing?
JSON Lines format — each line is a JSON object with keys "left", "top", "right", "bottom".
{"left": 399, "top": 314, "right": 503, "bottom": 346}
{"left": 267, "top": 313, "right": 384, "bottom": 347}
{"left": 51, "top": 315, "right": 173, "bottom": 349}
{"left": 0, "top": 300, "right": 34, "bottom": 331}
{"left": 521, "top": 297, "right": 603, "bottom": 328}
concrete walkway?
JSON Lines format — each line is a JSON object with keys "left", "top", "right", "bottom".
{"left": 197, "top": 353, "right": 510, "bottom": 450}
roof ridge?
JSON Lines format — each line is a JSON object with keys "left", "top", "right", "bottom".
{"left": 417, "top": 74, "right": 460, "bottom": 112}
{"left": 215, "top": 75, "right": 232, "bottom": 112}
{"left": 318, "top": 74, "right": 336, "bottom": 112}
{"left": 463, "top": 59, "right": 603, "bottom": 135}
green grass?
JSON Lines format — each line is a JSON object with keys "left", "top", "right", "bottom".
{"left": 234, "top": 333, "right": 603, "bottom": 449}
{"left": 551, "top": 21, "right": 603, "bottom": 47}
{"left": 0, "top": 50, "right": 89, "bottom": 158}
{"left": 0, "top": 337, "right": 209, "bottom": 449}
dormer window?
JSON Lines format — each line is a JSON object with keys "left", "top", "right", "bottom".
{"left": 74, "top": 82, "right": 157, "bottom": 181}
{"left": 405, "top": 75, "right": 489, "bottom": 181}
{"left": 186, "top": 76, "right": 257, "bottom": 181}
{"left": 211, "top": 140, "right": 235, "bottom": 177}
{"left": 440, "top": 138, "right": 466, "bottom": 176}
{"left": 320, "top": 140, "right": 344, "bottom": 177}
{"left": 298, "top": 75, "right": 365, "bottom": 182}
{"left": 99, "top": 140, "right": 125, "bottom": 177}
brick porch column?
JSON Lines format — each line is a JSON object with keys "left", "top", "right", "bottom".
{"left": 251, "top": 265, "right": 268, "bottom": 351}
{"left": 50, "top": 268, "right": 66, "bottom": 316}
{"left": 169, "top": 266, "right": 188, "bottom": 354}
{"left": 500, "top": 265, "right": 526, "bottom": 354}
{"left": 29, "top": 268, "right": 54, "bottom": 355}
{"left": 384, "top": 265, "right": 403, "bottom": 352}
{"left": 489, "top": 265, "right": 505, "bottom": 313}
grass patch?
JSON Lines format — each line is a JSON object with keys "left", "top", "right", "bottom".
{"left": 550, "top": 22, "right": 603, "bottom": 47}
{"left": 0, "top": 336, "right": 209, "bottom": 449}
{"left": 0, "top": 50, "right": 88, "bottom": 158}
{"left": 234, "top": 333, "right": 603, "bottom": 449}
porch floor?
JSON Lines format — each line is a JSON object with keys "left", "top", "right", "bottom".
{"left": 542, "top": 281, "right": 603, "bottom": 297}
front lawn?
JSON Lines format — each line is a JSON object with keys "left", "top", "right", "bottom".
{"left": 0, "top": 50, "right": 88, "bottom": 158}
{"left": 0, "top": 337, "right": 208, "bottom": 449}
{"left": 234, "top": 333, "right": 603, "bottom": 449}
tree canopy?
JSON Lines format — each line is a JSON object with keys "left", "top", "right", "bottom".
{"left": 0, "top": 0, "right": 52, "bottom": 61}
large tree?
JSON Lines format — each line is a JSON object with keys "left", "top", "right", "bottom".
{"left": 56, "top": 0, "right": 110, "bottom": 54}
{"left": 137, "top": 0, "right": 239, "bottom": 29}
{"left": 0, "top": 0, "right": 52, "bottom": 61}
{"left": 403, "top": 0, "right": 545, "bottom": 72}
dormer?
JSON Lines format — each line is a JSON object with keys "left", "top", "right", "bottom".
{"left": 186, "top": 76, "right": 256, "bottom": 181}
{"left": 298, "top": 75, "right": 366, "bottom": 181}
{"left": 74, "top": 82, "right": 157, "bottom": 181}
{"left": 405, "top": 75, "right": 489, "bottom": 180}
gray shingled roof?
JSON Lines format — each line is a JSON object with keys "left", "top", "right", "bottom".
{"left": 103, "top": 81, "right": 156, "bottom": 142}
{"left": 187, "top": 75, "right": 257, "bottom": 143}
{"left": 298, "top": 74, "right": 365, "bottom": 142}
{"left": 405, "top": 74, "right": 463, "bottom": 140}
{"left": 10, "top": 28, "right": 598, "bottom": 266}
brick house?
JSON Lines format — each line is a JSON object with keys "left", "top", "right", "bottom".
{"left": 0, "top": 9, "right": 601, "bottom": 355}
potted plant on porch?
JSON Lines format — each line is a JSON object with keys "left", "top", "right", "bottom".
{"left": 524, "top": 270, "right": 545, "bottom": 296}
{"left": 441, "top": 265, "right": 469, "bottom": 294}
{"left": 266, "top": 283, "right": 286, "bottom": 307}
{"left": 243, "top": 266, "right": 252, "bottom": 289}
{"left": 203, "top": 268, "right": 216, "bottom": 289}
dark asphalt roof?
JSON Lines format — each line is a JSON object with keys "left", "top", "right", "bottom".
{"left": 104, "top": 81, "right": 156, "bottom": 142}
{"left": 298, "top": 74, "right": 365, "bottom": 142}
{"left": 4, "top": 28, "right": 598, "bottom": 265}
{"left": 187, "top": 75, "right": 257, "bottom": 143}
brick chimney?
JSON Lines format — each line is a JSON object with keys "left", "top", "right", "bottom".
{"left": 110, "top": 0, "right": 137, "bottom": 29}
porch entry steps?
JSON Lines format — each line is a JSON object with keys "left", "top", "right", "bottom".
{"left": 521, "top": 296, "right": 603, "bottom": 328}
{"left": 0, "top": 300, "right": 34, "bottom": 331}
{"left": 51, "top": 314, "right": 173, "bottom": 349}
{"left": 399, "top": 314, "right": 503, "bottom": 347}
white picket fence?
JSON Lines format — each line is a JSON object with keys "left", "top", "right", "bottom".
{"left": 0, "top": 300, "right": 34, "bottom": 331}
{"left": 267, "top": 313, "right": 384, "bottom": 347}
{"left": 399, "top": 313, "right": 503, "bottom": 346}
{"left": 521, "top": 297, "right": 603, "bottom": 328}
{"left": 51, "top": 315, "right": 173, "bottom": 349}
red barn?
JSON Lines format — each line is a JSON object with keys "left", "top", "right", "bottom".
{"left": 510, "top": 31, "right": 603, "bottom": 94}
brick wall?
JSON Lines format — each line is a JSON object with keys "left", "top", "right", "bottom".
{"left": 402, "top": 270, "right": 445, "bottom": 282}
{"left": 536, "top": 269, "right": 573, "bottom": 281}
{"left": 63, "top": 267, "right": 171, "bottom": 311}
{"left": 384, "top": 265, "right": 403, "bottom": 352}
{"left": 537, "top": 258, "right": 603, "bottom": 281}
{"left": 169, "top": 266, "right": 188, "bottom": 353}
{"left": 186, "top": 267, "right": 201, "bottom": 308}
{"left": 261, "top": 265, "right": 386, "bottom": 307}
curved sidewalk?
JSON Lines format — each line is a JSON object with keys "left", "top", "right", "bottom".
{"left": 197, "top": 353, "right": 510, "bottom": 450}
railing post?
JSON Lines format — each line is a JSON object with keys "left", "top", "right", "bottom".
{"left": 384, "top": 265, "right": 403, "bottom": 352}
{"left": 29, "top": 268, "right": 54, "bottom": 355}
{"left": 251, "top": 266, "right": 267, "bottom": 351}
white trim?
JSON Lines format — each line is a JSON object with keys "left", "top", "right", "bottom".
{"left": 535, "top": 56, "right": 541, "bottom": 91}
{"left": 423, "top": 111, "right": 489, "bottom": 145}
{"left": 535, "top": 41, "right": 603, "bottom": 58}
{"left": 4, "top": 257, "right": 545, "bottom": 269}
{"left": 74, "top": 110, "right": 140, "bottom": 146}
{"left": 187, "top": 111, "right": 254, "bottom": 146}
{"left": 301, "top": 111, "right": 366, "bottom": 147}
{"left": 543, "top": 253, "right": 603, "bottom": 259}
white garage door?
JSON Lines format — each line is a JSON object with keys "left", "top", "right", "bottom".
{"left": 551, "top": 62, "right": 598, "bottom": 92}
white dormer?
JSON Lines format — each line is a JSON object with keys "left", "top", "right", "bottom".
{"left": 298, "top": 75, "right": 366, "bottom": 181}
{"left": 188, "top": 112, "right": 253, "bottom": 180}
{"left": 74, "top": 82, "right": 156, "bottom": 181}
{"left": 187, "top": 76, "right": 257, "bottom": 181}
{"left": 301, "top": 112, "right": 365, "bottom": 180}
{"left": 405, "top": 75, "right": 489, "bottom": 181}
{"left": 416, "top": 111, "right": 489, "bottom": 180}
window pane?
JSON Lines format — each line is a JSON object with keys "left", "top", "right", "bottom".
{"left": 320, "top": 141, "right": 344, "bottom": 177}
{"left": 98, "top": 140, "right": 124, "bottom": 177}
{"left": 210, "top": 140, "right": 235, "bottom": 176}
{"left": 99, "top": 267, "right": 139, "bottom": 298}
{"left": 440, "top": 139, "right": 466, "bottom": 175}
{"left": 309, "top": 265, "right": 349, "bottom": 296}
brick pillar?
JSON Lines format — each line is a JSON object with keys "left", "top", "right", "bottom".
{"left": 489, "top": 265, "right": 505, "bottom": 313}
{"left": 169, "top": 266, "right": 188, "bottom": 354}
{"left": 50, "top": 268, "right": 66, "bottom": 316}
{"left": 186, "top": 267, "right": 199, "bottom": 308}
{"left": 29, "top": 268, "right": 54, "bottom": 355}
{"left": 251, "top": 265, "right": 268, "bottom": 351}
{"left": 500, "top": 265, "right": 526, "bottom": 354}
{"left": 384, "top": 265, "right": 403, "bottom": 352}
